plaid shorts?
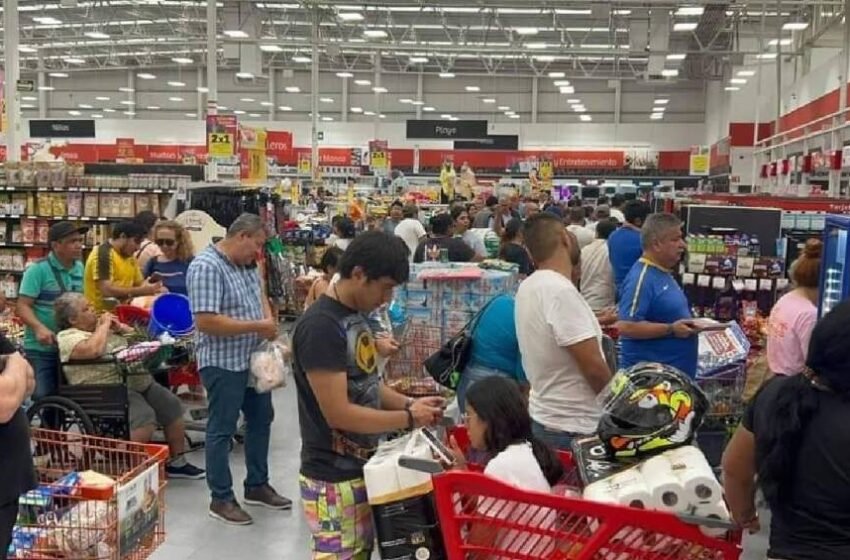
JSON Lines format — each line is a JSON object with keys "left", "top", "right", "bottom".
{"left": 299, "top": 475, "right": 374, "bottom": 560}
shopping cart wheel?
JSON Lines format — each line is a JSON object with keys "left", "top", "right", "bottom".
{"left": 27, "top": 396, "right": 96, "bottom": 435}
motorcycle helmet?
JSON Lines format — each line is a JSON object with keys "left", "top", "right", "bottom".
{"left": 597, "top": 362, "right": 709, "bottom": 459}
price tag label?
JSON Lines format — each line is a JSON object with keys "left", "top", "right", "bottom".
{"left": 682, "top": 273, "right": 696, "bottom": 285}
{"left": 697, "top": 275, "right": 711, "bottom": 287}
{"left": 712, "top": 276, "right": 726, "bottom": 289}
{"left": 744, "top": 278, "right": 758, "bottom": 291}
{"left": 760, "top": 279, "right": 774, "bottom": 291}
{"left": 207, "top": 132, "right": 234, "bottom": 157}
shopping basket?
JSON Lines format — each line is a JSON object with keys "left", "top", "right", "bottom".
{"left": 436, "top": 426, "right": 741, "bottom": 559}
{"left": 11, "top": 428, "right": 168, "bottom": 560}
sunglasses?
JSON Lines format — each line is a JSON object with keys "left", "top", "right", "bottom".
{"left": 155, "top": 238, "right": 176, "bottom": 247}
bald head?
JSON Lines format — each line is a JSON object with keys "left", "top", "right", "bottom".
{"left": 523, "top": 213, "right": 566, "bottom": 263}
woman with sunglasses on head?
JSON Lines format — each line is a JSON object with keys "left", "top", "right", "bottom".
{"left": 143, "top": 220, "right": 195, "bottom": 295}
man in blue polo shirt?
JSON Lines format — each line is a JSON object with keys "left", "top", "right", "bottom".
{"left": 608, "top": 200, "right": 650, "bottom": 299}
{"left": 16, "top": 222, "right": 86, "bottom": 399}
{"left": 617, "top": 212, "right": 699, "bottom": 377}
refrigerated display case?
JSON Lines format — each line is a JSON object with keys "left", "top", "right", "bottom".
{"left": 818, "top": 215, "right": 850, "bottom": 318}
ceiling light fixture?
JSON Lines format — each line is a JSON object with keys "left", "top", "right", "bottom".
{"left": 725, "top": 86, "right": 741, "bottom": 91}
{"left": 49, "top": 72, "right": 69, "bottom": 78}
{"left": 509, "top": 114, "right": 521, "bottom": 119}
{"left": 78, "top": 104, "right": 93, "bottom": 109}
{"left": 147, "top": 106, "right": 161, "bottom": 110}
{"left": 186, "top": 113, "right": 198, "bottom": 118}
{"left": 514, "top": 27, "right": 539, "bottom": 35}
{"left": 411, "top": 100, "right": 425, "bottom": 106}
{"left": 363, "top": 29, "right": 388, "bottom": 38}
{"left": 223, "top": 30, "right": 250, "bottom": 38}
{"left": 441, "top": 114, "right": 452, "bottom": 119}
{"left": 354, "top": 79, "right": 372, "bottom": 86}
{"left": 119, "top": 87, "right": 134, "bottom": 93}
{"left": 673, "top": 22, "right": 699, "bottom": 31}
{"left": 650, "top": 113, "right": 664, "bottom": 119}
{"left": 666, "top": 53, "right": 687, "bottom": 60}
{"left": 65, "top": 57, "right": 85, "bottom": 64}
{"left": 497, "top": 106, "right": 511, "bottom": 111}
{"left": 372, "top": 86, "right": 388, "bottom": 93}
{"left": 33, "top": 16, "right": 62, "bottom": 25}
{"left": 260, "top": 101, "right": 273, "bottom": 106}
{"left": 236, "top": 72, "right": 255, "bottom": 79}
{"left": 337, "top": 12, "right": 364, "bottom": 21}
{"left": 661, "top": 69, "right": 679, "bottom": 77}
{"left": 782, "top": 21, "right": 809, "bottom": 30}
{"left": 240, "top": 97, "right": 256, "bottom": 102}
{"left": 364, "top": 111, "right": 376, "bottom": 116}
{"left": 68, "top": 110, "right": 82, "bottom": 116}
{"left": 285, "top": 86, "right": 301, "bottom": 93}
{"left": 549, "top": 72, "right": 566, "bottom": 79}
{"left": 103, "top": 108, "right": 116, "bottom": 113}
{"left": 92, "top": 114, "right": 103, "bottom": 119}
{"left": 292, "top": 55, "right": 312, "bottom": 63}
{"left": 320, "top": 97, "right": 334, "bottom": 103}
{"left": 120, "top": 100, "right": 135, "bottom": 105}
{"left": 423, "top": 106, "right": 435, "bottom": 111}
{"left": 409, "top": 56, "right": 429, "bottom": 64}
{"left": 85, "top": 31, "right": 110, "bottom": 39}
{"left": 234, "top": 110, "right": 246, "bottom": 115}
{"left": 654, "top": 99, "right": 669, "bottom": 105}
{"left": 19, "top": 46, "right": 38, "bottom": 53}
{"left": 560, "top": 86, "right": 576, "bottom": 94}
{"left": 526, "top": 42, "right": 547, "bottom": 49}
{"left": 336, "top": 71, "right": 354, "bottom": 78}
{"left": 38, "top": 86, "right": 55, "bottom": 91}
{"left": 482, "top": 98, "right": 496, "bottom": 103}
{"left": 321, "top": 116, "right": 333, "bottom": 121}
{"left": 137, "top": 73, "right": 156, "bottom": 80}
{"left": 197, "top": 86, "right": 209, "bottom": 93}
{"left": 168, "top": 97, "right": 184, "bottom": 102}
{"left": 553, "top": 80, "right": 571, "bottom": 86}
{"left": 737, "top": 70, "right": 756, "bottom": 77}
{"left": 278, "top": 105, "right": 293, "bottom": 111}
{"left": 351, "top": 107, "right": 364, "bottom": 113}
{"left": 123, "top": 111, "right": 136, "bottom": 116}
{"left": 465, "top": 85, "right": 480, "bottom": 92}
{"left": 259, "top": 45, "right": 284, "bottom": 52}
{"left": 535, "top": 55, "right": 556, "bottom": 62}
{"left": 172, "top": 57, "right": 194, "bottom": 64}
{"left": 730, "top": 78, "right": 747, "bottom": 84}
{"left": 580, "top": 114, "right": 592, "bottom": 121}
{"left": 675, "top": 6, "right": 705, "bottom": 16}
{"left": 168, "top": 81, "right": 186, "bottom": 87}
{"left": 757, "top": 52, "right": 778, "bottom": 59}
{"left": 439, "top": 72, "right": 455, "bottom": 78}
{"left": 22, "top": 96, "right": 37, "bottom": 101}
{"left": 249, "top": 113, "right": 261, "bottom": 118}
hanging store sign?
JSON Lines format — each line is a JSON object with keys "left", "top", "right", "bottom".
{"left": 454, "top": 135, "right": 519, "bottom": 150}
{"left": 16, "top": 79, "right": 35, "bottom": 93}
{"left": 689, "top": 145, "right": 710, "bottom": 176}
{"left": 370, "top": 151, "right": 389, "bottom": 174}
{"left": 206, "top": 114, "right": 238, "bottom": 158}
{"left": 29, "top": 119, "right": 96, "bottom": 138}
{"left": 208, "top": 133, "right": 234, "bottom": 158}
{"left": 240, "top": 127, "right": 268, "bottom": 184}
{"left": 406, "top": 119, "right": 488, "bottom": 140}
{"left": 266, "top": 131, "right": 293, "bottom": 163}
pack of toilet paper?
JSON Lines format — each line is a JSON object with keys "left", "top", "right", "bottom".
{"left": 582, "top": 445, "right": 730, "bottom": 529}
{"left": 363, "top": 431, "right": 436, "bottom": 506}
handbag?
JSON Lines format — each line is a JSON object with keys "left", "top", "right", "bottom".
{"left": 423, "top": 296, "right": 498, "bottom": 391}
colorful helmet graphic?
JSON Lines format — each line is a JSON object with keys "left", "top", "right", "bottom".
{"left": 597, "top": 362, "right": 709, "bottom": 459}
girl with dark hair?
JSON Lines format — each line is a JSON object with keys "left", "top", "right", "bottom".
{"left": 723, "top": 300, "right": 850, "bottom": 560}
{"left": 498, "top": 219, "right": 535, "bottom": 277}
{"left": 331, "top": 217, "right": 356, "bottom": 251}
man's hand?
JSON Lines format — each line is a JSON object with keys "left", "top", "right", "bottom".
{"left": 34, "top": 326, "right": 56, "bottom": 346}
{"left": 139, "top": 279, "right": 164, "bottom": 296}
{"left": 97, "top": 312, "right": 115, "bottom": 330}
{"left": 595, "top": 307, "right": 618, "bottom": 326}
{"left": 254, "top": 318, "right": 279, "bottom": 340}
{"left": 672, "top": 319, "right": 697, "bottom": 339}
{"left": 409, "top": 399, "right": 443, "bottom": 428}
{"left": 375, "top": 335, "right": 400, "bottom": 357}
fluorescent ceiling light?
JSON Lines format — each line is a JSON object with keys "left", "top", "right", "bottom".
{"left": 249, "top": 113, "right": 261, "bottom": 118}
{"left": 379, "top": 114, "right": 387, "bottom": 119}
{"left": 292, "top": 56, "right": 312, "bottom": 63}
{"left": 137, "top": 73, "right": 156, "bottom": 80}
{"left": 234, "top": 110, "right": 246, "bottom": 115}
{"left": 186, "top": 113, "right": 198, "bottom": 118}
{"left": 78, "top": 104, "right": 93, "bottom": 109}
{"left": 423, "top": 106, "right": 435, "bottom": 111}
{"left": 661, "top": 69, "right": 679, "bottom": 77}
{"left": 223, "top": 30, "right": 249, "bottom": 38}
{"left": 337, "top": 12, "right": 364, "bottom": 21}
{"left": 553, "top": 80, "right": 571, "bottom": 86}
{"left": 411, "top": 100, "right": 425, "bottom": 106}
{"left": 667, "top": 53, "right": 687, "bottom": 60}
{"left": 730, "top": 78, "right": 747, "bottom": 84}
{"left": 364, "top": 29, "right": 388, "bottom": 38}
{"left": 218, "top": 106, "right": 229, "bottom": 110}
{"left": 372, "top": 86, "right": 388, "bottom": 93}
{"left": 260, "top": 101, "right": 273, "bottom": 106}
{"left": 123, "top": 111, "right": 136, "bottom": 116}
{"left": 737, "top": 70, "right": 756, "bottom": 77}
{"left": 448, "top": 116, "right": 458, "bottom": 121}
{"left": 675, "top": 6, "right": 705, "bottom": 16}
{"left": 482, "top": 98, "right": 496, "bottom": 103}
{"left": 757, "top": 53, "right": 778, "bottom": 59}
{"left": 782, "top": 22, "right": 809, "bottom": 30}
{"left": 465, "top": 86, "right": 480, "bottom": 92}
{"left": 613, "top": 9, "right": 632, "bottom": 15}
{"left": 526, "top": 42, "right": 547, "bottom": 49}
{"left": 549, "top": 72, "right": 566, "bottom": 79}
{"left": 351, "top": 107, "right": 364, "bottom": 113}
{"left": 354, "top": 79, "right": 372, "bottom": 86}
{"left": 535, "top": 55, "right": 556, "bottom": 62}
{"left": 399, "top": 98, "right": 413, "bottom": 104}
{"left": 172, "top": 57, "right": 194, "bottom": 64}
{"left": 22, "top": 96, "right": 37, "bottom": 101}
{"left": 650, "top": 113, "right": 664, "bottom": 119}
{"left": 580, "top": 115, "right": 592, "bottom": 121}
{"left": 364, "top": 111, "right": 376, "bottom": 116}
{"left": 236, "top": 72, "right": 255, "bottom": 79}
{"left": 65, "top": 57, "right": 85, "bottom": 64}
{"left": 440, "top": 114, "right": 452, "bottom": 119}
{"left": 320, "top": 97, "right": 334, "bottom": 103}
{"left": 197, "top": 86, "right": 209, "bottom": 93}
{"left": 278, "top": 105, "right": 293, "bottom": 111}
{"left": 49, "top": 72, "right": 69, "bottom": 78}
{"left": 34, "top": 16, "right": 62, "bottom": 24}
{"left": 285, "top": 86, "right": 301, "bottom": 93}
{"left": 147, "top": 106, "right": 161, "bottom": 110}
{"left": 573, "top": 106, "right": 587, "bottom": 112}
{"left": 259, "top": 45, "right": 284, "bottom": 52}
{"left": 654, "top": 99, "right": 669, "bottom": 105}
{"left": 497, "top": 106, "right": 511, "bottom": 111}
{"left": 768, "top": 38, "right": 793, "bottom": 46}
{"left": 725, "top": 86, "right": 741, "bottom": 91}
{"left": 119, "top": 87, "right": 134, "bottom": 92}
{"left": 336, "top": 72, "right": 354, "bottom": 78}
{"left": 560, "top": 86, "right": 576, "bottom": 94}
{"left": 85, "top": 31, "right": 110, "bottom": 39}
{"left": 555, "top": 9, "right": 592, "bottom": 15}
{"left": 120, "top": 100, "right": 135, "bottom": 105}
{"left": 38, "top": 86, "right": 55, "bottom": 91}
{"left": 673, "top": 22, "right": 699, "bottom": 31}
{"left": 505, "top": 111, "right": 516, "bottom": 116}
{"left": 509, "top": 114, "right": 521, "bottom": 119}
{"left": 653, "top": 105, "right": 666, "bottom": 112}
{"left": 439, "top": 72, "right": 455, "bottom": 78}
{"left": 168, "top": 81, "right": 186, "bottom": 87}
{"left": 92, "top": 114, "right": 103, "bottom": 119}
{"left": 409, "top": 56, "right": 428, "bottom": 63}
{"left": 514, "top": 27, "right": 539, "bottom": 36}
{"left": 241, "top": 97, "right": 256, "bottom": 102}
{"left": 168, "top": 97, "right": 184, "bottom": 102}
{"left": 321, "top": 116, "right": 333, "bottom": 121}
{"left": 19, "top": 46, "right": 37, "bottom": 53}
{"left": 103, "top": 108, "right": 116, "bottom": 113}
{"left": 567, "top": 99, "right": 581, "bottom": 104}
{"left": 68, "top": 110, "right": 81, "bottom": 116}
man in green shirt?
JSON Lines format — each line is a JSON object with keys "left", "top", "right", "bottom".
{"left": 16, "top": 222, "right": 86, "bottom": 399}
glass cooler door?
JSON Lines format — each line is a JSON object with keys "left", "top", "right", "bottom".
{"left": 819, "top": 216, "right": 850, "bottom": 318}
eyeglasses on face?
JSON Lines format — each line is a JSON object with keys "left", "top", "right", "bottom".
{"left": 155, "top": 238, "right": 177, "bottom": 247}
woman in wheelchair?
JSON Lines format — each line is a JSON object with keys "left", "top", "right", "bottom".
{"left": 54, "top": 292, "right": 205, "bottom": 480}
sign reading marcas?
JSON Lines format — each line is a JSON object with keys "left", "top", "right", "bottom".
{"left": 29, "top": 119, "right": 96, "bottom": 138}
{"left": 406, "top": 120, "right": 488, "bottom": 140}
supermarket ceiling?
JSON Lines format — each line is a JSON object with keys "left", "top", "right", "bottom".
{"left": 0, "top": 0, "right": 846, "bottom": 81}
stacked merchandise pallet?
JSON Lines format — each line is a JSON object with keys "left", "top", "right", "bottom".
{"left": 384, "top": 262, "right": 518, "bottom": 396}
{"left": 0, "top": 162, "right": 190, "bottom": 298}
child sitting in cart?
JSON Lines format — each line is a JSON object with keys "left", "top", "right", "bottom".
{"left": 53, "top": 292, "right": 205, "bottom": 480}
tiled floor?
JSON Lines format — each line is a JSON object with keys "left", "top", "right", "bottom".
{"left": 150, "top": 382, "right": 770, "bottom": 560}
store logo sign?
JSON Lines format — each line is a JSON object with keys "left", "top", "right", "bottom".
{"left": 406, "top": 119, "right": 488, "bottom": 140}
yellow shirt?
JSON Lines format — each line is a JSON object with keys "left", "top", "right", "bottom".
{"left": 84, "top": 243, "right": 143, "bottom": 312}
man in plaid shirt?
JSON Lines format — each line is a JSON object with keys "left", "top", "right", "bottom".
{"left": 187, "top": 213, "right": 291, "bottom": 525}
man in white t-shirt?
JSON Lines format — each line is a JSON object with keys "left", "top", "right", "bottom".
{"left": 516, "top": 213, "right": 613, "bottom": 451}
{"left": 393, "top": 203, "right": 426, "bottom": 261}
{"left": 565, "top": 207, "right": 595, "bottom": 250}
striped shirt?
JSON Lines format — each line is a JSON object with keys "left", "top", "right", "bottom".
{"left": 19, "top": 253, "right": 84, "bottom": 352}
{"left": 187, "top": 245, "right": 264, "bottom": 372}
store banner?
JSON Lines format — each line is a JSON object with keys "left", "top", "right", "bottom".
{"left": 689, "top": 145, "right": 710, "bottom": 176}
{"left": 147, "top": 145, "right": 182, "bottom": 162}
{"left": 406, "top": 119, "right": 488, "bottom": 140}
{"left": 29, "top": 119, "right": 96, "bottom": 138}
{"left": 239, "top": 127, "right": 268, "bottom": 183}
{"left": 266, "top": 131, "right": 293, "bottom": 163}
{"left": 116, "top": 138, "right": 136, "bottom": 159}
{"left": 206, "top": 114, "right": 238, "bottom": 158}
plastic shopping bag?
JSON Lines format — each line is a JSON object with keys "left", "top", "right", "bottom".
{"left": 250, "top": 338, "right": 292, "bottom": 393}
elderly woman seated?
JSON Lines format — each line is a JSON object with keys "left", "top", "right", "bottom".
{"left": 54, "top": 292, "right": 205, "bottom": 480}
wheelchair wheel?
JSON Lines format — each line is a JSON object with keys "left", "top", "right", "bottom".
{"left": 28, "top": 396, "right": 96, "bottom": 435}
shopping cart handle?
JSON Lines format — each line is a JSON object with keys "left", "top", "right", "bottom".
{"left": 675, "top": 512, "right": 738, "bottom": 530}
{"left": 398, "top": 456, "right": 445, "bottom": 475}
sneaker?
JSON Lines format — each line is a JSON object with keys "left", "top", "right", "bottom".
{"left": 209, "top": 499, "right": 253, "bottom": 526}
{"left": 244, "top": 484, "right": 293, "bottom": 510}
{"left": 165, "top": 462, "right": 206, "bottom": 480}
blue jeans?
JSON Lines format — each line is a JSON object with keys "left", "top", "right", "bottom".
{"left": 456, "top": 363, "right": 513, "bottom": 414}
{"left": 26, "top": 349, "right": 59, "bottom": 400}
{"left": 531, "top": 420, "right": 578, "bottom": 452}
{"left": 200, "top": 366, "right": 274, "bottom": 502}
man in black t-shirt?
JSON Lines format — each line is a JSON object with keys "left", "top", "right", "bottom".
{"left": 413, "top": 212, "right": 475, "bottom": 263}
{"left": 0, "top": 340, "right": 37, "bottom": 559}
{"left": 292, "top": 232, "right": 444, "bottom": 560}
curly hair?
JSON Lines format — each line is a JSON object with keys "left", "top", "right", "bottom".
{"left": 153, "top": 220, "right": 195, "bottom": 262}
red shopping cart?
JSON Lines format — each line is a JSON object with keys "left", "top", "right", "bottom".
{"left": 434, "top": 427, "right": 741, "bottom": 560}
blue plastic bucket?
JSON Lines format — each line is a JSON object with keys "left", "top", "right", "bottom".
{"left": 149, "top": 293, "right": 195, "bottom": 337}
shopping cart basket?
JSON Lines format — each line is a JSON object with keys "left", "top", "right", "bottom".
{"left": 435, "top": 426, "right": 741, "bottom": 559}
{"left": 384, "top": 322, "right": 452, "bottom": 398}
{"left": 10, "top": 429, "right": 168, "bottom": 560}
{"left": 695, "top": 361, "right": 747, "bottom": 467}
